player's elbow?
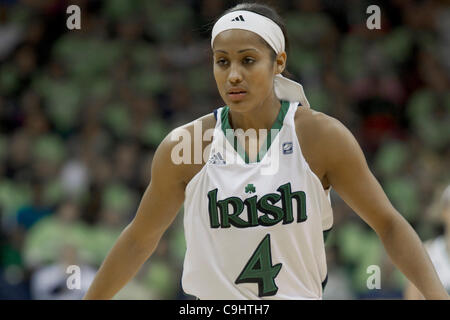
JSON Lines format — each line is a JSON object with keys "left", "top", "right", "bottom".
{"left": 121, "top": 222, "right": 162, "bottom": 258}
{"left": 373, "top": 210, "right": 410, "bottom": 241}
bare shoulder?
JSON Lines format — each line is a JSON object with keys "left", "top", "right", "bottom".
{"left": 294, "top": 107, "right": 348, "bottom": 140}
{"left": 170, "top": 112, "right": 217, "bottom": 141}
{"left": 293, "top": 106, "right": 358, "bottom": 187}
{"left": 153, "top": 112, "right": 217, "bottom": 186}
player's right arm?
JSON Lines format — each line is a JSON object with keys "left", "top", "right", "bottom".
{"left": 83, "top": 130, "right": 187, "bottom": 300}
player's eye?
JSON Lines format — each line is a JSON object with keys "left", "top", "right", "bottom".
{"left": 216, "top": 58, "right": 229, "bottom": 66}
{"left": 243, "top": 57, "right": 255, "bottom": 64}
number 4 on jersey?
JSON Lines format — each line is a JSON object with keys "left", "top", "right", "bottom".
{"left": 235, "top": 234, "right": 282, "bottom": 297}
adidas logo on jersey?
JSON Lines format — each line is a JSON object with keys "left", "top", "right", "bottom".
{"left": 207, "top": 182, "right": 307, "bottom": 229}
{"left": 231, "top": 15, "right": 245, "bottom": 22}
{"left": 208, "top": 152, "right": 226, "bottom": 165}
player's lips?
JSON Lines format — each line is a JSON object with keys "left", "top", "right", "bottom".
{"left": 227, "top": 87, "right": 248, "bottom": 102}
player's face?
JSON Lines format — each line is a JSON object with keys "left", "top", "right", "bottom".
{"left": 212, "top": 30, "right": 280, "bottom": 112}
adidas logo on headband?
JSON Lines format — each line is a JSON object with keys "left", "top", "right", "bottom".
{"left": 231, "top": 15, "right": 245, "bottom": 22}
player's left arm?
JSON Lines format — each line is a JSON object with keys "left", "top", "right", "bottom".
{"left": 322, "top": 117, "right": 449, "bottom": 300}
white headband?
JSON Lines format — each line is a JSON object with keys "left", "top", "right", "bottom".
{"left": 211, "top": 10, "right": 310, "bottom": 107}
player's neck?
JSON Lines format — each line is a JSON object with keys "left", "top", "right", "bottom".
{"left": 228, "top": 95, "right": 282, "bottom": 133}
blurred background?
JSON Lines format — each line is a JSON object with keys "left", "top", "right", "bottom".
{"left": 0, "top": 0, "right": 449, "bottom": 300}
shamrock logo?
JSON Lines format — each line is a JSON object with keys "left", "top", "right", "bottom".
{"left": 245, "top": 184, "right": 256, "bottom": 194}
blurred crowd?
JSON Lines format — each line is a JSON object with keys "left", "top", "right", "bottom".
{"left": 0, "top": 0, "right": 449, "bottom": 299}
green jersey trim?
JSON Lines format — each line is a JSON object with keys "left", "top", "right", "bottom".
{"left": 220, "top": 100, "right": 290, "bottom": 164}
{"left": 323, "top": 227, "right": 333, "bottom": 243}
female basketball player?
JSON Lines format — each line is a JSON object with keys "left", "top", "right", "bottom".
{"left": 84, "top": 3, "right": 448, "bottom": 299}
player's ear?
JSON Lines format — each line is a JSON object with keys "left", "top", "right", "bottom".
{"left": 275, "top": 52, "right": 286, "bottom": 75}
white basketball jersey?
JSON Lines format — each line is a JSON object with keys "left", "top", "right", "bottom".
{"left": 425, "top": 236, "right": 450, "bottom": 293}
{"left": 182, "top": 101, "right": 333, "bottom": 299}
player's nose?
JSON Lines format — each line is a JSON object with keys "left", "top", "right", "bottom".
{"left": 227, "top": 63, "right": 243, "bottom": 84}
